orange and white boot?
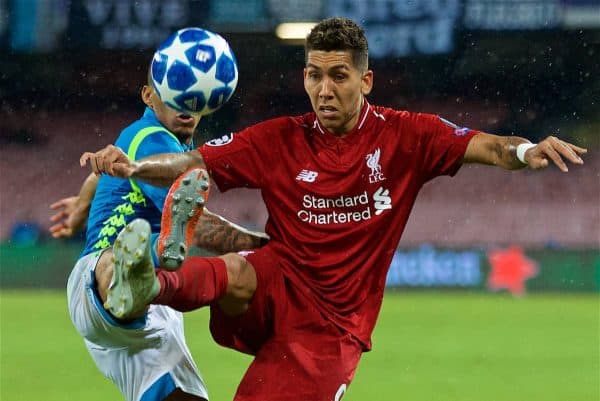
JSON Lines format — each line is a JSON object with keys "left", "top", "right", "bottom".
{"left": 156, "top": 168, "right": 210, "bottom": 270}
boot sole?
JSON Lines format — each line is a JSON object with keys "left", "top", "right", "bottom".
{"left": 105, "top": 219, "right": 159, "bottom": 319}
{"left": 157, "top": 168, "right": 210, "bottom": 270}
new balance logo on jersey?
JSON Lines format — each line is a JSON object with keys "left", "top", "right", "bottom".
{"left": 366, "top": 148, "right": 386, "bottom": 183}
{"left": 373, "top": 187, "right": 392, "bottom": 215}
{"left": 296, "top": 170, "right": 319, "bottom": 183}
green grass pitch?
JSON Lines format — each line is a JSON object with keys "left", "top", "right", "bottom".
{"left": 1, "top": 290, "right": 598, "bottom": 401}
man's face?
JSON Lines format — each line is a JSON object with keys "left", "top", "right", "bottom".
{"left": 304, "top": 50, "right": 372, "bottom": 135}
{"left": 142, "top": 85, "right": 201, "bottom": 145}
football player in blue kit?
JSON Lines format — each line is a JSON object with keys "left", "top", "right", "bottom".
{"left": 53, "top": 70, "right": 267, "bottom": 401}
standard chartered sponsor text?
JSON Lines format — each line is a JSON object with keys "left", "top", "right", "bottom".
{"left": 298, "top": 192, "right": 373, "bottom": 224}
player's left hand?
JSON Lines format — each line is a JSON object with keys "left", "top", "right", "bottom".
{"left": 49, "top": 196, "right": 88, "bottom": 238}
{"left": 525, "top": 136, "right": 587, "bottom": 172}
{"left": 80, "top": 145, "right": 135, "bottom": 178}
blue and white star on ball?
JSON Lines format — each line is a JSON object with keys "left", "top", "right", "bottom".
{"left": 151, "top": 27, "right": 238, "bottom": 115}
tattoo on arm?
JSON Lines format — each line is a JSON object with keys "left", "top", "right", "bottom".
{"left": 478, "top": 135, "right": 529, "bottom": 170}
{"left": 499, "top": 136, "right": 529, "bottom": 169}
{"left": 193, "top": 209, "right": 269, "bottom": 254}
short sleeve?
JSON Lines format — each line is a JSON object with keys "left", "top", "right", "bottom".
{"left": 415, "top": 114, "right": 478, "bottom": 182}
{"left": 200, "top": 121, "right": 273, "bottom": 191}
{"left": 133, "top": 130, "right": 185, "bottom": 210}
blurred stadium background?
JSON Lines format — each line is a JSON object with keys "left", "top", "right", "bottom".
{"left": 0, "top": 0, "right": 598, "bottom": 400}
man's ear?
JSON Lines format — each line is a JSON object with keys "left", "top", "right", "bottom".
{"left": 361, "top": 70, "right": 373, "bottom": 96}
{"left": 141, "top": 85, "right": 153, "bottom": 108}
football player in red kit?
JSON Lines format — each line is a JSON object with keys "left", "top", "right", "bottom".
{"left": 82, "top": 17, "right": 587, "bottom": 401}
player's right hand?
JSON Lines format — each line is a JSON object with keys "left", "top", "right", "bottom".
{"left": 49, "top": 196, "right": 88, "bottom": 238}
{"left": 80, "top": 144, "right": 135, "bottom": 178}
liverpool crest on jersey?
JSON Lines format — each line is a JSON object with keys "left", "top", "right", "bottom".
{"left": 366, "top": 148, "right": 386, "bottom": 183}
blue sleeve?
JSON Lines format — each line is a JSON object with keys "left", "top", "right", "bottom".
{"left": 133, "top": 131, "right": 184, "bottom": 211}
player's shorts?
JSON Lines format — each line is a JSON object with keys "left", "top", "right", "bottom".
{"left": 209, "top": 246, "right": 363, "bottom": 401}
{"left": 66, "top": 252, "right": 208, "bottom": 401}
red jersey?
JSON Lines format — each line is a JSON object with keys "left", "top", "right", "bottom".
{"left": 200, "top": 101, "right": 477, "bottom": 349}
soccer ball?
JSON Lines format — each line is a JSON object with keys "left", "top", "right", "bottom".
{"left": 151, "top": 27, "right": 238, "bottom": 116}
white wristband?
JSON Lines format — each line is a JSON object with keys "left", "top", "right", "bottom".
{"left": 516, "top": 143, "right": 536, "bottom": 164}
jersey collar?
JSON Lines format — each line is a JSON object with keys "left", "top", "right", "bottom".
{"left": 142, "top": 106, "right": 160, "bottom": 123}
{"left": 312, "top": 99, "right": 372, "bottom": 143}
{"left": 141, "top": 107, "right": 194, "bottom": 149}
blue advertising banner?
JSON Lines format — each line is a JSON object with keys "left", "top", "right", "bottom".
{"left": 464, "top": 0, "right": 562, "bottom": 30}
{"left": 386, "top": 245, "right": 482, "bottom": 288}
{"left": 386, "top": 245, "right": 599, "bottom": 294}
{"left": 325, "top": 0, "right": 462, "bottom": 57}
{"left": 2, "top": 0, "right": 598, "bottom": 52}
{"left": 65, "top": 0, "right": 208, "bottom": 49}
{"left": 2, "top": 242, "right": 597, "bottom": 293}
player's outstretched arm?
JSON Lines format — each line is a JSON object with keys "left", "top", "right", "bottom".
{"left": 70, "top": 153, "right": 267, "bottom": 251}
{"left": 195, "top": 209, "right": 269, "bottom": 255}
{"left": 49, "top": 173, "right": 99, "bottom": 238}
{"left": 80, "top": 145, "right": 206, "bottom": 187}
{"left": 462, "top": 133, "right": 587, "bottom": 171}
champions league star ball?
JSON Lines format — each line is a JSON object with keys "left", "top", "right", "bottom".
{"left": 151, "top": 27, "right": 238, "bottom": 115}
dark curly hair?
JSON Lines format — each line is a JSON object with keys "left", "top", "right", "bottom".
{"left": 305, "top": 17, "right": 369, "bottom": 72}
